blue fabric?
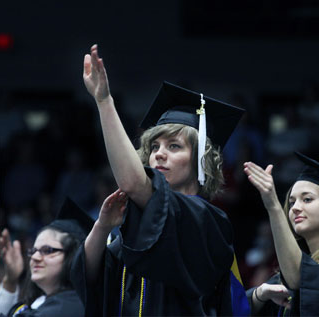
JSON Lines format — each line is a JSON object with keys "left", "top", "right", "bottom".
{"left": 230, "top": 271, "right": 251, "bottom": 316}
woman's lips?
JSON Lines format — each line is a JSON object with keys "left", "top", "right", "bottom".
{"left": 294, "top": 216, "right": 306, "bottom": 224}
{"left": 156, "top": 166, "right": 169, "bottom": 172}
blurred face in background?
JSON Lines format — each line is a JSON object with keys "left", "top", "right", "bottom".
{"left": 29, "top": 229, "right": 65, "bottom": 295}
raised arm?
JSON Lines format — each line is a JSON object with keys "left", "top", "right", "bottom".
{"left": 84, "top": 189, "right": 127, "bottom": 283}
{"left": 243, "top": 162, "right": 302, "bottom": 289}
{"left": 83, "top": 44, "right": 152, "bottom": 208}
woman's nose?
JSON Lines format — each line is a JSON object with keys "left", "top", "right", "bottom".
{"left": 31, "top": 250, "right": 43, "bottom": 261}
{"left": 155, "top": 147, "right": 167, "bottom": 161}
{"left": 292, "top": 200, "right": 302, "bottom": 213}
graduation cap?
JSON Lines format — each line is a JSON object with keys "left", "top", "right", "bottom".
{"left": 295, "top": 151, "right": 319, "bottom": 186}
{"left": 140, "top": 81, "right": 245, "bottom": 184}
{"left": 49, "top": 197, "right": 94, "bottom": 242}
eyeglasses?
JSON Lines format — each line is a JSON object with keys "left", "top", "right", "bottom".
{"left": 27, "top": 245, "right": 64, "bottom": 257}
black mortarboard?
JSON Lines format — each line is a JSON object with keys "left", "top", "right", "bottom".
{"left": 295, "top": 151, "right": 319, "bottom": 186}
{"left": 140, "top": 81, "right": 245, "bottom": 150}
{"left": 49, "top": 197, "right": 94, "bottom": 242}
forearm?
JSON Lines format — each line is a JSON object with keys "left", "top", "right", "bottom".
{"left": 97, "top": 97, "right": 152, "bottom": 208}
{"left": 2, "top": 275, "right": 19, "bottom": 293}
{"left": 267, "top": 205, "right": 302, "bottom": 289}
{"left": 84, "top": 221, "right": 112, "bottom": 283}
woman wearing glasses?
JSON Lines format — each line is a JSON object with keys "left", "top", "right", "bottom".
{"left": 0, "top": 198, "right": 90, "bottom": 316}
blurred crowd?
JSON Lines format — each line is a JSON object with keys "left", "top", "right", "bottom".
{"left": 2, "top": 80, "right": 319, "bottom": 289}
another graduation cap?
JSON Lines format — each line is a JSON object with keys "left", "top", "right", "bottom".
{"left": 49, "top": 197, "right": 94, "bottom": 242}
{"left": 295, "top": 151, "right": 319, "bottom": 186}
{"left": 140, "top": 81, "right": 245, "bottom": 184}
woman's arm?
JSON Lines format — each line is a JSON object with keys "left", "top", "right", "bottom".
{"left": 84, "top": 189, "right": 127, "bottom": 283}
{"left": 83, "top": 45, "right": 152, "bottom": 208}
{"left": 243, "top": 162, "right": 302, "bottom": 289}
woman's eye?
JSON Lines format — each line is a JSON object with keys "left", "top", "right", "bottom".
{"left": 289, "top": 201, "right": 295, "bottom": 208}
{"left": 169, "top": 144, "right": 181, "bottom": 149}
{"left": 304, "top": 197, "right": 313, "bottom": 203}
{"left": 151, "top": 144, "right": 159, "bottom": 151}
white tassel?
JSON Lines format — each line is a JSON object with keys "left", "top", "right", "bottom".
{"left": 197, "top": 94, "right": 206, "bottom": 186}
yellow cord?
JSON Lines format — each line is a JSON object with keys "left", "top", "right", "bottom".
{"left": 121, "top": 266, "right": 145, "bottom": 316}
{"left": 139, "top": 277, "right": 145, "bottom": 317}
{"left": 283, "top": 296, "right": 292, "bottom": 316}
{"left": 121, "top": 266, "right": 127, "bottom": 315}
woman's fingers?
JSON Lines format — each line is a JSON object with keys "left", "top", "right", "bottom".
{"left": 244, "top": 162, "right": 274, "bottom": 191}
{"left": 83, "top": 54, "right": 92, "bottom": 77}
{"left": 12, "top": 240, "right": 21, "bottom": 254}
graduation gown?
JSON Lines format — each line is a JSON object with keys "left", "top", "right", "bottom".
{"left": 71, "top": 168, "right": 234, "bottom": 316}
{"left": 4, "top": 290, "right": 84, "bottom": 317}
{"left": 247, "top": 252, "right": 319, "bottom": 316}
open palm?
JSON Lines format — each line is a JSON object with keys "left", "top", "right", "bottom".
{"left": 83, "top": 44, "right": 111, "bottom": 103}
{"left": 98, "top": 189, "right": 128, "bottom": 229}
{"left": 0, "top": 229, "right": 24, "bottom": 283}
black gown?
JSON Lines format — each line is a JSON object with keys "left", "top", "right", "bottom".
{"left": 3, "top": 290, "right": 84, "bottom": 317}
{"left": 71, "top": 168, "right": 234, "bottom": 316}
{"left": 246, "top": 252, "right": 319, "bottom": 316}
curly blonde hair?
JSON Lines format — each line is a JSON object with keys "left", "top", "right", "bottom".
{"left": 136, "top": 123, "right": 224, "bottom": 201}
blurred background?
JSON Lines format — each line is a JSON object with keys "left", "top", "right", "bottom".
{"left": 1, "top": 0, "right": 319, "bottom": 288}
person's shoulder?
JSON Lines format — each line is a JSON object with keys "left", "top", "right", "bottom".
{"left": 45, "top": 290, "right": 83, "bottom": 308}
{"left": 176, "top": 193, "right": 228, "bottom": 216}
{"left": 53, "top": 289, "right": 80, "bottom": 299}
{"left": 43, "top": 290, "right": 84, "bottom": 316}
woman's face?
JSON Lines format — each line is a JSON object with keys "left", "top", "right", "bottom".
{"left": 288, "top": 180, "right": 319, "bottom": 240}
{"left": 149, "top": 132, "right": 198, "bottom": 195}
{"left": 29, "top": 229, "right": 65, "bottom": 295}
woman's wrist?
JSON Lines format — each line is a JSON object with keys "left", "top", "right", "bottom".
{"left": 96, "top": 95, "right": 114, "bottom": 108}
{"left": 93, "top": 220, "right": 113, "bottom": 237}
{"left": 2, "top": 275, "right": 19, "bottom": 293}
{"left": 254, "top": 285, "right": 267, "bottom": 303}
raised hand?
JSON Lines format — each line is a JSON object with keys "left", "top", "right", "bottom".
{"left": 0, "top": 229, "right": 24, "bottom": 291}
{"left": 243, "top": 162, "right": 281, "bottom": 211}
{"left": 97, "top": 189, "right": 128, "bottom": 230}
{"left": 83, "top": 44, "right": 111, "bottom": 103}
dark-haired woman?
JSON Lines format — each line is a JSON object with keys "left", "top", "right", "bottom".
{"left": 0, "top": 224, "right": 84, "bottom": 316}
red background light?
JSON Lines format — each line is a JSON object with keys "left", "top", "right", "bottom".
{"left": 0, "top": 33, "right": 14, "bottom": 51}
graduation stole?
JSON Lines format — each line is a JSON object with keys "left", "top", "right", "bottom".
{"left": 12, "top": 303, "right": 29, "bottom": 316}
{"left": 119, "top": 265, "right": 146, "bottom": 317}
{"left": 230, "top": 255, "right": 251, "bottom": 316}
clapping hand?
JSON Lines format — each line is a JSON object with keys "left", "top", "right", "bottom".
{"left": 0, "top": 229, "right": 24, "bottom": 291}
{"left": 243, "top": 162, "right": 281, "bottom": 211}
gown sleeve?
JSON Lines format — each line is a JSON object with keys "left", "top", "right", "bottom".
{"left": 299, "top": 251, "right": 319, "bottom": 316}
{"left": 70, "top": 238, "right": 123, "bottom": 317}
{"left": 120, "top": 167, "right": 234, "bottom": 297}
